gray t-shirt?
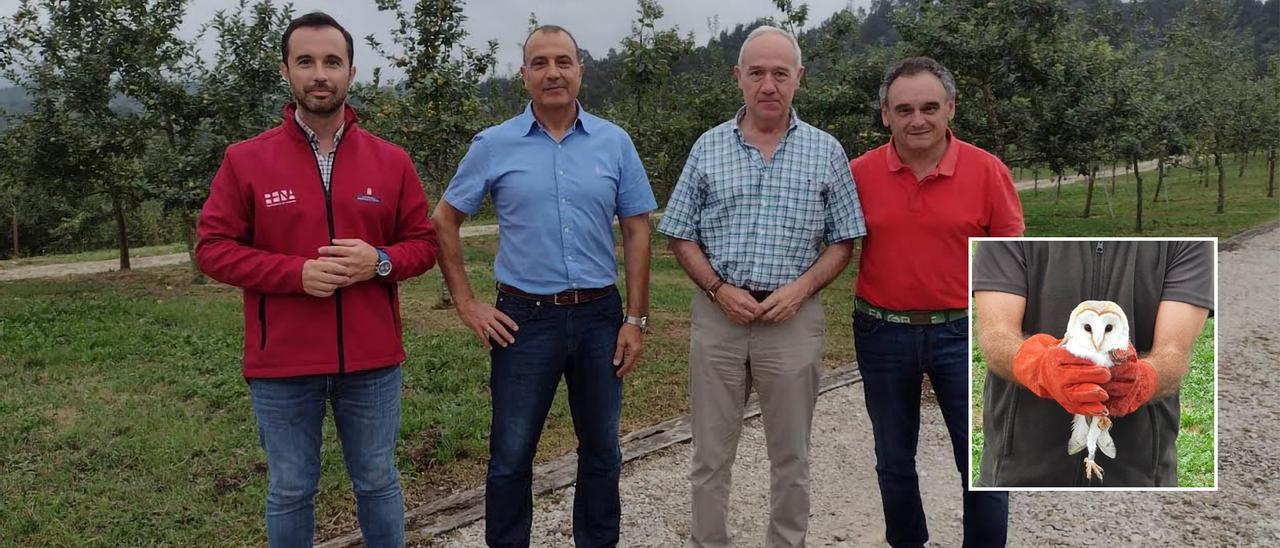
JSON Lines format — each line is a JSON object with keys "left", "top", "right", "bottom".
{"left": 973, "top": 240, "right": 1214, "bottom": 487}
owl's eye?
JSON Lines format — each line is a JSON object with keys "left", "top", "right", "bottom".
{"left": 1084, "top": 325, "right": 1092, "bottom": 333}
{"left": 1105, "top": 324, "right": 1113, "bottom": 333}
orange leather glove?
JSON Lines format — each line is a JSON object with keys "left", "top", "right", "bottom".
{"left": 1103, "top": 343, "right": 1157, "bottom": 417}
{"left": 1012, "top": 334, "right": 1111, "bottom": 416}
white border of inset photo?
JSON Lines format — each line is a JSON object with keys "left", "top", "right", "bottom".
{"left": 967, "top": 237, "right": 1218, "bottom": 492}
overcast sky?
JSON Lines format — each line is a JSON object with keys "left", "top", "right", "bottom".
{"left": 0, "top": 0, "right": 864, "bottom": 82}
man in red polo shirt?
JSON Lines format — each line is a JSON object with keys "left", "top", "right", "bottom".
{"left": 849, "top": 56, "right": 1021, "bottom": 548}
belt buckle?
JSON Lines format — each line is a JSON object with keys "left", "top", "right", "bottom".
{"left": 908, "top": 311, "right": 933, "bottom": 325}
{"left": 554, "top": 291, "right": 579, "bottom": 306}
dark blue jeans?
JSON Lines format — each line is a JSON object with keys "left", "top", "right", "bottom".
{"left": 853, "top": 312, "right": 1008, "bottom": 548}
{"left": 485, "top": 289, "right": 624, "bottom": 548}
{"left": 248, "top": 365, "right": 404, "bottom": 548}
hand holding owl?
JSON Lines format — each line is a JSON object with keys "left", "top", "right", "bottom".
{"left": 1012, "top": 333, "right": 1112, "bottom": 416}
{"left": 1103, "top": 345, "right": 1158, "bottom": 417}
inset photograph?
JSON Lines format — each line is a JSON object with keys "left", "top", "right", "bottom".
{"left": 968, "top": 238, "right": 1217, "bottom": 489}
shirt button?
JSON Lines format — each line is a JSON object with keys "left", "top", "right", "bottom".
{"left": 567, "top": 255, "right": 574, "bottom": 261}
{"left": 559, "top": 170, "right": 564, "bottom": 175}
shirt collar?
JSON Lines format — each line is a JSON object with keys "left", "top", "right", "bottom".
{"left": 294, "top": 107, "right": 346, "bottom": 149}
{"left": 520, "top": 100, "right": 597, "bottom": 137}
{"left": 885, "top": 130, "right": 959, "bottom": 177}
{"left": 732, "top": 106, "right": 801, "bottom": 139}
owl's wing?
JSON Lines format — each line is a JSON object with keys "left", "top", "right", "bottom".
{"left": 1068, "top": 414, "right": 1089, "bottom": 455}
{"left": 1098, "top": 427, "right": 1116, "bottom": 459}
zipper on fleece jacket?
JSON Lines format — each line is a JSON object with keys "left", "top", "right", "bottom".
{"left": 1092, "top": 241, "right": 1104, "bottom": 300}
{"left": 307, "top": 133, "right": 346, "bottom": 375}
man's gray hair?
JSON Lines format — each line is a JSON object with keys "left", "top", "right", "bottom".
{"left": 878, "top": 56, "right": 957, "bottom": 106}
{"left": 736, "top": 25, "right": 803, "bottom": 69}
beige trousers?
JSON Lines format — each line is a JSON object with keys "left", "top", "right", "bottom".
{"left": 686, "top": 291, "right": 826, "bottom": 548}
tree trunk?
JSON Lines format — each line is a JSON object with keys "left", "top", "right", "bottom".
{"left": 1238, "top": 151, "right": 1247, "bottom": 178}
{"left": 1083, "top": 170, "right": 1096, "bottom": 218}
{"left": 1033, "top": 168, "right": 1039, "bottom": 196}
{"left": 1267, "top": 146, "right": 1275, "bottom": 199}
{"left": 10, "top": 204, "right": 17, "bottom": 258}
{"left": 1152, "top": 157, "right": 1164, "bottom": 203}
{"left": 1110, "top": 161, "right": 1117, "bottom": 194}
{"left": 438, "top": 285, "right": 454, "bottom": 309}
{"left": 112, "top": 191, "right": 131, "bottom": 270}
{"left": 1134, "top": 156, "right": 1143, "bottom": 233}
{"left": 1055, "top": 174, "right": 1063, "bottom": 203}
{"left": 1214, "top": 152, "right": 1225, "bottom": 214}
{"left": 184, "top": 210, "right": 204, "bottom": 283}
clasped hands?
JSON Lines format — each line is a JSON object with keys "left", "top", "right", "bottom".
{"left": 715, "top": 280, "right": 811, "bottom": 325}
{"left": 1012, "top": 333, "right": 1157, "bottom": 417}
{"left": 302, "top": 239, "right": 379, "bottom": 298}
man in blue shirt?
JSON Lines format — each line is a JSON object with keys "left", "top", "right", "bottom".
{"left": 658, "top": 26, "right": 865, "bottom": 548}
{"left": 432, "top": 25, "right": 657, "bottom": 548}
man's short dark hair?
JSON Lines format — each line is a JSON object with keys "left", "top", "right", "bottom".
{"left": 879, "top": 56, "right": 957, "bottom": 107}
{"left": 281, "top": 11, "right": 354, "bottom": 65}
{"left": 522, "top": 25, "right": 581, "bottom": 64}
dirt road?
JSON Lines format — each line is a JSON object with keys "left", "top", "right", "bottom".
{"left": 0, "top": 224, "right": 501, "bottom": 282}
{"left": 1012, "top": 159, "right": 1163, "bottom": 191}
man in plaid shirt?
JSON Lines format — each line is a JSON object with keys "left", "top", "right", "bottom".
{"left": 657, "top": 25, "right": 865, "bottom": 548}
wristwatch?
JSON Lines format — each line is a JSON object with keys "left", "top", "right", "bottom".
{"left": 705, "top": 279, "right": 726, "bottom": 302}
{"left": 624, "top": 315, "right": 648, "bottom": 333}
{"left": 375, "top": 248, "right": 392, "bottom": 277}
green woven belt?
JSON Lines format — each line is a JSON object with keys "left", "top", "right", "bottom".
{"left": 855, "top": 297, "right": 967, "bottom": 325}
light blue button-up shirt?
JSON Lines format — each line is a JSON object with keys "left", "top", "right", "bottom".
{"left": 443, "top": 103, "right": 658, "bottom": 294}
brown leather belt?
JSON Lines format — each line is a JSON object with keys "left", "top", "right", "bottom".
{"left": 497, "top": 283, "right": 615, "bottom": 305}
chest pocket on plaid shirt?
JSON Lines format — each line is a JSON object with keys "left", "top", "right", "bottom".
{"left": 769, "top": 170, "right": 827, "bottom": 241}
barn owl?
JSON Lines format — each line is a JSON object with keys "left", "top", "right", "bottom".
{"left": 1060, "top": 300, "right": 1131, "bottom": 482}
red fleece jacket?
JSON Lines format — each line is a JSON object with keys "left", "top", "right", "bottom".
{"left": 196, "top": 104, "right": 437, "bottom": 378}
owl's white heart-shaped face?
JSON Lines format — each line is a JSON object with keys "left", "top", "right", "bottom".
{"left": 1063, "top": 300, "right": 1130, "bottom": 361}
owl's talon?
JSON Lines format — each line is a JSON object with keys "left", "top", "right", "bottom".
{"left": 1084, "top": 458, "right": 1105, "bottom": 482}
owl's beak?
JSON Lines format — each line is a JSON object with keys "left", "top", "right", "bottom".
{"left": 1092, "top": 330, "right": 1105, "bottom": 352}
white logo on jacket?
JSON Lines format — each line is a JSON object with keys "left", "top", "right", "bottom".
{"left": 263, "top": 190, "right": 297, "bottom": 207}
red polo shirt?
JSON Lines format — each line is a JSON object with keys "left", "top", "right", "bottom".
{"left": 850, "top": 133, "right": 1024, "bottom": 310}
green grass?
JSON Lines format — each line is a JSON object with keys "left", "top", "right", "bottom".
{"left": 970, "top": 318, "right": 1217, "bottom": 488}
{"left": 0, "top": 230, "right": 858, "bottom": 546}
{"left": 1020, "top": 155, "right": 1278, "bottom": 238}
{"left": 0, "top": 243, "right": 187, "bottom": 269}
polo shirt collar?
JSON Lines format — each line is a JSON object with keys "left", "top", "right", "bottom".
{"left": 520, "top": 100, "right": 597, "bottom": 137}
{"left": 885, "top": 130, "right": 960, "bottom": 177}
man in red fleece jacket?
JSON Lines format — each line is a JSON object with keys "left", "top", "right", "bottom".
{"left": 195, "top": 12, "right": 436, "bottom": 547}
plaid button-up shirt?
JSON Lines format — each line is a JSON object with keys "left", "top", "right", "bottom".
{"left": 295, "top": 109, "right": 346, "bottom": 192}
{"left": 658, "top": 108, "right": 866, "bottom": 291}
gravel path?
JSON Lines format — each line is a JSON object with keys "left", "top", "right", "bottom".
{"left": 425, "top": 226, "right": 1278, "bottom": 547}
{"left": 431, "top": 383, "right": 964, "bottom": 547}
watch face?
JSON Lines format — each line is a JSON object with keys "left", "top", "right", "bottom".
{"left": 376, "top": 260, "right": 392, "bottom": 276}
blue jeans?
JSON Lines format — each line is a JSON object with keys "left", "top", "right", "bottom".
{"left": 485, "top": 289, "right": 624, "bottom": 548}
{"left": 853, "top": 313, "right": 1008, "bottom": 548}
{"left": 248, "top": 365, "right": 405, "bottom": 548}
